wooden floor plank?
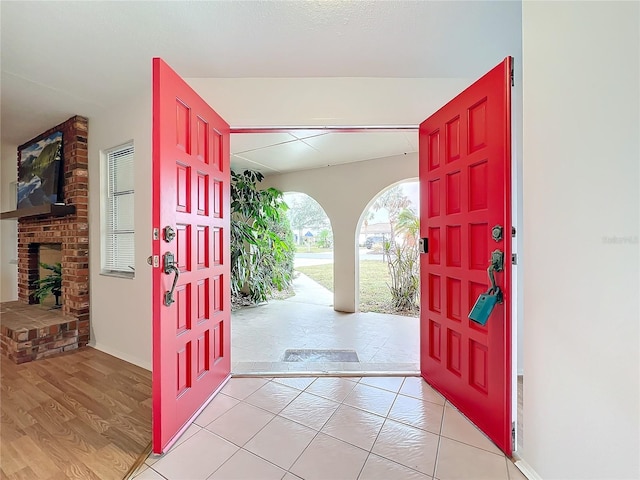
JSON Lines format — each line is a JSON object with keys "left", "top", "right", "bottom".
{"left": 0, "top": 347, "right": 151, "bottom": 480}
{"left": 9, "top": 435, "right": 62, "bottom": 479}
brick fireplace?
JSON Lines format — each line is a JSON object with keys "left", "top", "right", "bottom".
{"left": 2, "top": 116, "right": 90, "bottom": 362}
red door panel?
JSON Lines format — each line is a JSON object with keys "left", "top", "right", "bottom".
{"left": 419, "top": 58, "right": 512, "bottom": 455}
{"left": 152, "top": 58, "right": 231, "bottom": 454}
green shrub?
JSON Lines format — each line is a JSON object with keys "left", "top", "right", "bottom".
{"left": 230, "top": 170, "right": 295, "bottom": 305}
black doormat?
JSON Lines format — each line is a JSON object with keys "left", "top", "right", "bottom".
{"left": 282, "top": 349, "right": 359, "bottom": 363}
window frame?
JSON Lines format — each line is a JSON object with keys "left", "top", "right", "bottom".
{"left": 101, "top": 141, "right": 135, "bottom": 279}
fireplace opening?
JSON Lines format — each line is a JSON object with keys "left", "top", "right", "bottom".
{"left": 36, "top": 243, "right": 63, "bottom": 308}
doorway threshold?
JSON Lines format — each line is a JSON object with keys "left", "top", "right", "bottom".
{"left": 232, "top": 361, "right": 420, "bottom": 377}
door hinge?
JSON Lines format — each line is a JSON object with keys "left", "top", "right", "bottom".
{"left": 511, "top": 253, "right": 517, "bottom": 265}
{"left": 512, "top": 421, "right": 516, "bottom": 450}
{"left": 510, "top": 64, "right": 515, "bottom": 87}
{"left": 512, "top": 226, "right": 516, "bottom": 237}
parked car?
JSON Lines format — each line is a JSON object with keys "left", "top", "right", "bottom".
{"left": 365, "top": 236, "right": 385, "bottom": 249}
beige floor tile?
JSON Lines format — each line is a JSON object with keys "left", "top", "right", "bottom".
{"left": 400, "top": 377, "right": 446, "bottom": 405}
{"left": 272, "top": 377, "right": 315, "bottom": 390}
{"left": 371, "top": 419, "right": 439, "bottom": 476}
{"left": 244, "top": 381, "right": 301, "bottom": 414}
{"left": 131, "top": 462, "right": 149, "bottom": 476}
{"left": 507, "top": 459, "right": 528, "bottom": 480}
{"left": 153, "top": 429, "right": 238, "bottom": 480}
{"left": 388, "top": 394, "right": 444, "bottom": 434}
{"left": 282, "top": 473, "right": 303, "bottom": 479}
{"left": 132, "top": 467, "right": 165, "bottom": 479}
{"left": 145, "top": 454, "right": 161, "bottom": 467}
{"left": 359, "top": 453, "right": 433, "bottom": 480}
{"left": 280, "top": 392, "right": 340, "bottom": 430}
{"left": 343, "top": 383, "right": 397, "bottom": 417}
{"left": 290, "top": 433, "right": 368, "bottom": 480}
{"left": 244, "top": 416, "right": 317, "bottom": 469}
{"left": 440, "top": 407, "right": 502, "bottom": 455}
{"left": 168, "top": 422, "right": 202, "bottom": 452}
{"left": 306, "top": 377, "right": 357, "bottom": 402}
{"left": 194, "top": 393, "right": 239, "bottom": 427}
{"left": 205, "top": 402, "right": 275, "bottom": 446}
{"left": 435, "top": 437, "right": 508, "bottom": 480}
{"left": 359, "top": 376, "right": 405, "bottom": 393}
{"left": 220, "top": 377, "right": 270, "bottom": 400}
{"left": 321, "top": 404, "right": 385, "bottom": 451}
{"left": 208, "top": 449, "right": 286, "bottom": 480}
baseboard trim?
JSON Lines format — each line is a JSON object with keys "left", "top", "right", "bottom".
{"left": 90, "top": 342, "right": 151, "bottom": 371}
{"left": 513, "top": 457, "right": 543, "bottom": 480}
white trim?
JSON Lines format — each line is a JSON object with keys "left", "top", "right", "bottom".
{"left": 513, "top": 458, "right": 544, "bottom": 480}
{"left": 90, "top": 341, "right": 151, "bottom": 371}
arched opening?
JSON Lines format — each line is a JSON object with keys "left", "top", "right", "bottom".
{"left": 357, "top": 179, "right": 420, "bottom": 316}
{"left": 229, "top": 131, "right": 421, "bottom": 376}
{"left": 283, "top": 192, "right": 334, "bottom": 307}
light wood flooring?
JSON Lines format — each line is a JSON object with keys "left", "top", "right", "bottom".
{"left": 1, "top": 347, "right": 151, "bottom": 480}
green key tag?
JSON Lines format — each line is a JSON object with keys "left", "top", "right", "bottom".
{"left": 468, "top": 287, "right": 501, "bottom": 326}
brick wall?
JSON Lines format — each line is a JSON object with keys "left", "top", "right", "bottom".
{"left": 16, "top": 116, "right": 90, "bottom": 346}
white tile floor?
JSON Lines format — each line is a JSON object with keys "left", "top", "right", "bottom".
{"left": 232, "top": 274, "right": 420, "bottom": 375}
{"left": 132, "top": 376, "right": 527, "bottom": 480}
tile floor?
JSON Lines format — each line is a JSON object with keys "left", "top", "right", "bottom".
{"left": 232, "top": 274, "right": 420, "bottom": 375}
{"left": 131, "top": 376, "right": 526, "bottom": 480}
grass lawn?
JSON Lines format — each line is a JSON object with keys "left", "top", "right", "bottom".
{"left": 294, "top": 245, "right": 333, "bottom": 254}
{"left": 296, "top": 259, "right": 418, "bottom": 317}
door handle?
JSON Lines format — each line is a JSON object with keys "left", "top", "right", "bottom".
{"left": 163, "top": 252, "right": 180, "bottom": 306}
{"left": 487, "top": 249, "right": 504, "bottom": 304}
{"left": 469, "top": 250, "right": 505, "bottom": 325}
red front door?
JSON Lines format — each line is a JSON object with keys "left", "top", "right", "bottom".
{"left": 152, "top": 58, "right": 231, "bottom": 454}
{"left": 419, "top": 58, "right": 512, "bottom": 455}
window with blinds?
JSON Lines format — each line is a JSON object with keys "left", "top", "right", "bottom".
{"left": 102, "top": 142, "right": 135, "bottom": 277}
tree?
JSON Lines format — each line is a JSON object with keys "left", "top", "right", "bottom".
{"left": 230, "top": 170, "right": 295, "bottom": 305}
{"left": 395, "top": 207, "right": 420, "bottom": 245}
{"left": 315, "top": 228, "right": 333, "bottom": 248}
{"left": 370, "top": 185, "right": 411, "bottom": 242}
{"left": 284, "top": 193, "right": 330, "bottom": 244}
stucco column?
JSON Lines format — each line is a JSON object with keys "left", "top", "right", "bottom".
{"left": 331, "top": 220, "right": 358, "bottom": 313}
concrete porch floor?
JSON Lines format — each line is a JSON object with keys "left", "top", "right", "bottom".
{"left": 231, "top": 273, "right": 420, "bottom": 375}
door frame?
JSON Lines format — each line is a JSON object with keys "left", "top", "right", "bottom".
{"left": 228, "top": 123, "right": 522, "bottom": 451}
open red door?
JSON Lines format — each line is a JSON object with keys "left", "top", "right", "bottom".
{"left": 152, "top": 58, "right": 231, "bottom": 454}
{"left": 419, "top": 57, "right": 512, "bottom": 455}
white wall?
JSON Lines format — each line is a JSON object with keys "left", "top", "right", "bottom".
{"left": 263, "top": 152, "right": 417, "bottom": 312}
{"left": 185, "top": 77, "right": 473, "bottom": 127}
{"left": 0, "top": 142, "right": 18, "bottom": 302}
{"left": 88, "top": 84, "right": 153, "bottom": 370}
{"left": 522, "top": 2, "right": 639, "bottom": 479}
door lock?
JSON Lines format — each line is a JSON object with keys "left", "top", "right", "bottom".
{"left": 163, "top": 226, "right": 176, "bottom": 243}
{"left": 491, "top": 225, "right": 503, "bottom": 242}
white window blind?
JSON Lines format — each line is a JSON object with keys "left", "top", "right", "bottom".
{"left": 103, "top": 143, "right": 135, "bottom": 277}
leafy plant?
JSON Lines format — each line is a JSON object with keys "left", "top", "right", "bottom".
{"left": 386, "top": 242, "right": 420, "bottom": 312}
{"left": 230, "top": 170, "right": 295, "bottom": 305}
{"left": 32, "top": 262, "right": 62, "bottom": 305}
{"left": 315, "top": 228, "right": 333, "bottom": 248}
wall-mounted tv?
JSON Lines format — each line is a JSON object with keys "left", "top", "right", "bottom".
{"left": 17, "top": 131, "right": 64, "bottom": 209}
